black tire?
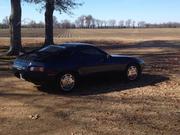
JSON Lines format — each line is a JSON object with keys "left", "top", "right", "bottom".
{"left": 57, "top": 72, "right": 77, "bottom": 92}
{"left": 125, "top": 63, "right": 141, "bottom": 81}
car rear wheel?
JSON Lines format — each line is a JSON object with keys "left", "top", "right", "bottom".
{"left": 58, "top": 73, "right": 76, "bottom": 92}
{"left": 125, "top": 64, "right": 141, "bottom": 81}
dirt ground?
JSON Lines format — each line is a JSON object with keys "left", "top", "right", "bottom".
{"left": 0, "top": 39, "right": 180, "bottom": 135}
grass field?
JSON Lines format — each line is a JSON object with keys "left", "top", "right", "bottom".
{"left": 0, "top": 28, "right": 180, "bottom": 135}
{"left": 1, "top": 28, "right": 180, "bottom": 40}
{"left": 1, "top": 28, "right": 180, "bottom": 48}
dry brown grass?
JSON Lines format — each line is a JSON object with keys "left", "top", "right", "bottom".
{"left": 1, "top": 28, "right": 180, "bottom": 45}
{"left": 1, "top": 28, "right": 180, "bottom": 38}
{"left": 0, "top": 28, "right": 180, "bottom": 135}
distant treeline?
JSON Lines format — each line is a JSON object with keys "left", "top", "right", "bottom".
{"left": 1, "top": 15, "right": 180, "bottom": 29}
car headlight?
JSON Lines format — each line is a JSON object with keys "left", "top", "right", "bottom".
{"left": 29, "top": 66, "right": 44, "bottom": 72}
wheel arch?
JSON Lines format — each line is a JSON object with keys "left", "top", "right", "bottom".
{"left": 56, "top": 70, "right": 80, "bottom": 79}
{"left": 126, "top": 62, "right": 141, "bottom": 71}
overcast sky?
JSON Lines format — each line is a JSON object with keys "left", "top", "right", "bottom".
{"left": 0, "top": 0, "right": 180, "bottom": 23}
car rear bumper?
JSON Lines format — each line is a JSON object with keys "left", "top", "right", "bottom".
{"left": 12, "top": 68, "right": 56, "bottom": 85}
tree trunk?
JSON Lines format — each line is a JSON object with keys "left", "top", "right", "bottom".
{"left": 44, "top": 0, "right": 54, "bottom": 46}
{"left": 7, "top": 0, "right": 22, "bottom": 56}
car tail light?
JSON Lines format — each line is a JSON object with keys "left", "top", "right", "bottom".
{"left": 30, "top": 67, "right": 44, "bottom": 72}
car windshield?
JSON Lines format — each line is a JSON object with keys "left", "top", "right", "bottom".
{"left": 38, "top": 45, "right": 65, "bottom": 54}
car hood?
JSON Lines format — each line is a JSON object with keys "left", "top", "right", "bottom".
{"left": 111, "top": 54, "right": 135, "bottom": 58}
{"left": 111, "top": 54, "right": 140, "bottom": 60}
{"left": 111, "top": 54, "right": 144, "bottom": 63}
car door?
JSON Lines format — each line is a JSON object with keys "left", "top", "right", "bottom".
{"left": 77, "top": 47, "right": 110, "bottom": 75}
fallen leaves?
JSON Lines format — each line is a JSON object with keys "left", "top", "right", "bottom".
{"left": 28, "top": 114, "right": 40, "bottom": 120}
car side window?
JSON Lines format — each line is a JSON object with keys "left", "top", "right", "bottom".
{"left": 58, "top": 49, "right": 75, "bottom": 58}
{"left": 80, "top": 48, "right": 105, "bottom": 57}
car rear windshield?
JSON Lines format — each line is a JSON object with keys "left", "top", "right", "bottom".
{"left": 38, "top": 45, "right": 65, "bottom": 54}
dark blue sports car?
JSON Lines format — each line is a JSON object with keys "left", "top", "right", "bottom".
{"left": 12, "top": 43, "right": 144, "bottom": 92}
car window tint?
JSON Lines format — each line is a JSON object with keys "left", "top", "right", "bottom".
{"left": 80, "top": 48, "right": 105, "bottom": 56}
{"left": 38, "top": 46, "right": 65, "bottom": 54}
{"left": 58, "top": 49, "right": 74, "bottom": 58}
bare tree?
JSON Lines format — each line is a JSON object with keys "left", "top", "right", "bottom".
{"left": 2, "top": 16, "right": 9, "bottom": 26}
{"left": 75, "top": 15, "right": 95, "bottom": 28}
{"left": 125, "top": 19, "right": 132, "bottom": 28}
{"left": 91, "top": 18, "right": 95, "bottom": 28}
{"left": 43, "top": 0, "right": 54, "bottom": 45}
{"left": 61, "top": 19, "right": 71, "bottom": 28}
{"left": 118, "top": 20, "right": 124, "bottom": 28}
{"left": 85, "top": 15, "right": 93, "bottom": 28}
{"left": 94, "top": 19, "right": 99, "bottom": 28}
{"left": 28, "top": 20, "right": 37, "bottom": 27}
{"left": 100, "top": 20, "right": 104, "bottom": 28}
{"left": 8, "top": 0, "right": 23, "bottom": 55}
{"left": 53, "top": 16, "right": 59, "bottom": 28}
{"left": 103, "top": 20, "right": 108, "bottom": 28}
{"left": 138, "top": 21, "right": 146, "bottom": 28}
{"left": 25, "top": 0, "right": 81, "bottom": 46}
{"left": 108, "top": 20, "right": 116, "bottom": 28}
{"left": 75, "top": 15, "right": 85, "bottom": 28}
{"left": 0, "top": 16, "right": 9, "bottom": 29}
{"left": 74, "top": 19, "right": 80, "bottom": 28}
{"left": 132, "top": 20, "right": 136, "bottom": 28}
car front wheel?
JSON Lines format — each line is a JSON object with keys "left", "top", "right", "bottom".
{"left": 125, "top": 64, "right": 141, "bottom": 81}
{"left": 58, "top": 73, "right": 76, "bottom": 92}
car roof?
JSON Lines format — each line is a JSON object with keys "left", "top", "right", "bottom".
{"left": 45, "top": 43, "right": 97, "bottom": 52}
{"left": 60, "top": 43, "right": 94, "bottom": 48}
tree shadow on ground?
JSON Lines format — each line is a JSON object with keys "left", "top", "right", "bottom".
{"left": 37, "top": 73, "right": 169, "bottom": 96}
{"left": 0, "top": 40, "right": 178, "bottom": 96}
{"left": 82, "top": 40, "right": 180, "bottom": 50}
